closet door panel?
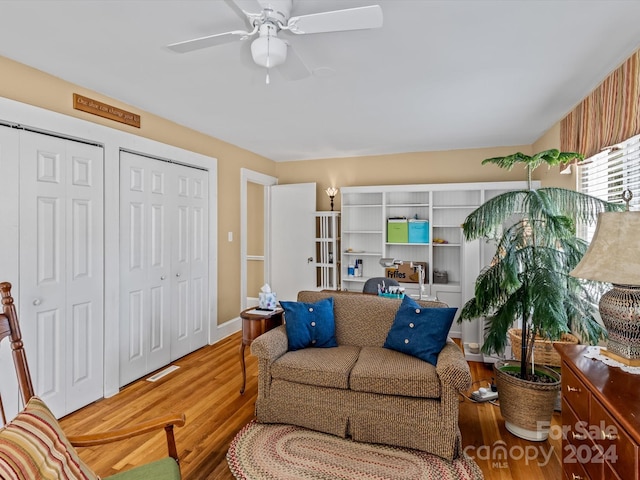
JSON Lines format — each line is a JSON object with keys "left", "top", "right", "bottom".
{"left": 189, "top": 170, "right": 209, "bottom": 348}
{"left": 120, "top": 152, "right": 171, "bottom": 386}
{"left": 20, "top": 131, "right": 103, "bottom": 417}
{"left": 0, "top": 127, "right": 20, "bottom": 420}
{"left": 65, "top": 141, "right": 103, "bottom": 413}
{"left": 20, "top": 134, "right": 68, "bottom": 416}
{"left": 170, "top": 166, "right": 208, "bottom": 360}
{"left": 147, "top": 168, "right": 170, "bottom": 368}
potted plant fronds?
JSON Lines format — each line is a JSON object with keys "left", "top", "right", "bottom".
{"left": 459, "top": 149, "right": 623, "bottom": 440}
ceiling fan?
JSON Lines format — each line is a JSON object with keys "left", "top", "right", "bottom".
{"left": 167, "top": 0, "right": 383, "bottom": 83}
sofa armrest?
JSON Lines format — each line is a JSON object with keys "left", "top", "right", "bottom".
{"left": 250, "top": 324, "right": 288, "bottom": 361}
{"left": 435, "top": 340, "right": 472, "bottom": 392}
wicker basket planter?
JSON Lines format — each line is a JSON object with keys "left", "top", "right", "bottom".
{"left": 494, "top": 360, "right": 561, "bottom": 441}
{"left": 508, "top": 328, "right": 579, "bottom": 367}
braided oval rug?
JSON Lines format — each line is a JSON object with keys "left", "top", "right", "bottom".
{"left": 226, "top": 421, "right": 483, "bottom": 480}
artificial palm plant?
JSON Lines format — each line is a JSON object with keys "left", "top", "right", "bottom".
{"left": 460, "top": 149, "right": 623, "bottom": 380}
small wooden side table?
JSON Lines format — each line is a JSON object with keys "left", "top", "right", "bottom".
{"left": 239, "top": 307, "right": 284, "bottom": 394}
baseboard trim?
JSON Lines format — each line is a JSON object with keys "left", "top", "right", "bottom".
{"left": 214, "top": 316, "right": 241, "bottom": 343}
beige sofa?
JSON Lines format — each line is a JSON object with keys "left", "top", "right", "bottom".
{"left": 251, "top": 290, "right": 472, "bottom": 460}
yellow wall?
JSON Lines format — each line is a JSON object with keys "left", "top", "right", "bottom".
{"left": 276, "top": 131, "right": 575, "bottom": 211}
{"left": 0, "top": 55, "right": 575, "bottom": 325}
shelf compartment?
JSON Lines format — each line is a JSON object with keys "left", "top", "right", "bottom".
{"left": 343, "top": 251, "right": 382, "bottom": 256}
{"left": 342, "top": 192, "right": 382, "bottom": 206}
{"left": 433, "top": 190, "right": 481, "bottom": 206}
{"left": 384, "top": 242, "right": 429, "bottom": 246}
{"left": 433, "top": 226, "right": 463, "bottom": 245}
{"left": 386, "top": 191, "right": 430, "bottom": 205}
{"left": 432, "top": 207, "right": 474, "bottom": 226}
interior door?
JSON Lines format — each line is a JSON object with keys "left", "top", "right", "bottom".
{"left": 19, "top": 131, "right": 104, "bottom": 417}
{"left": 120, "top": 151, "right": 209, "bottom": 386}
{"left": 270, "top": 183, "right": 317, "bottom": 302}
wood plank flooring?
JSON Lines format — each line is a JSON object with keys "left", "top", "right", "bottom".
{"left": 59, "top": 332, "right": 562, "bottom": 479}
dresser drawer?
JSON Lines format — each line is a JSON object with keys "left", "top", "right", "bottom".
{"left": 562, "top": 362, "right": 590, "bottom": 420}
{"left": 591, "top": 396, "right": 639, "bottom": 479}
{"left": 563, "top": 457, "right": 589, "bottom": 480}
{"left": 562, "top": 399, "right": 589, "bottom": 450}
{"left": 562, "top": 398, "right": 602, "bottom": 480}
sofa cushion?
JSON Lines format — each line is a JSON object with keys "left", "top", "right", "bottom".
{"left": 297, "top": 290, "right": 448, "bottom": 347}
{"left": 281, "top": 297, "right": 338, "bottom": 351}
{"left": 384, "top": 295, "right": 457, "bottom": 365}
{"left": 0, "top": 396, "right": 98, "bottom": 480}
{"left": 271, "top": 345, "right": 360, "bottom": 389}
{"left": 350, "top": 346, "right": 442, "bottom": 398}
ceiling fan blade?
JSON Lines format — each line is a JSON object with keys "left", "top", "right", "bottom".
{"left": 276, "top": 44, "right": 310, "bottom": 81}
{"left": 167, "top": 30, "right": 248, "bottom": 53}
{"left": 224, "top": 0, "right": 263, "bottom": 23}
{"left": 287, "top": 5, "right": 383, "bottom": 35}
{"left": 228, "top": 0, "right": 263, "bottom": 13}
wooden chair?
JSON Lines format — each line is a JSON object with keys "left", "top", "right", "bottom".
{"left": 0, "top": 281, "right": 185, "bottom": 480}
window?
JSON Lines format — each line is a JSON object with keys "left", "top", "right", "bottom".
{"left": 578, "top": 133, "right": 640, "bottom": 240}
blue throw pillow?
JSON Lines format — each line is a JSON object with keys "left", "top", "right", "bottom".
{"left": 384, "top": 295, "right": 457, "bottom": 365}
{"left": 281, "top": 297, "right": 338, "bottom": 351}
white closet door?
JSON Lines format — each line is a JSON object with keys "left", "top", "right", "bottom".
{"left": 19, "top": 131, "right": 104, "bottom": 417}
{"left": 171, "top": 165, "right": 209, "bottom": 360}
{"left": 0, "top": 127, "right": 21, "bottom": 420}
{"left": 120, "top": 151, "right": 172, "bottom": 386}
{"left": 120, "top": 152, "right": 209, "bottom": 385}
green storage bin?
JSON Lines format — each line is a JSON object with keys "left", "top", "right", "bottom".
{"left": 387, "top": 219, "right": 408, "bottom": 243}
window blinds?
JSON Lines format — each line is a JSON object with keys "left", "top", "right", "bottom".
{"left": 578, "top": 132, "right": 640, "bottom": 240}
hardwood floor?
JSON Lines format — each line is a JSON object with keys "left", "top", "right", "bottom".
{"left": 59, "top": 332, "right": 562, "bottom": 479}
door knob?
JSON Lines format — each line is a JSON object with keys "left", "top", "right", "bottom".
{"left": 32, "top": 298, "right": 42, "bottom": 306}
{"left": 176, "top": 273, "right": 181, "bottom": 277}
{"left": 160, "top": 276, "right": 166, "bottom": 280}
{"left": 307, "top": 257, "right": 313, "bottom": 263}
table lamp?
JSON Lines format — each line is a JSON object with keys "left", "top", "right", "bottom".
{"left": 570, "top": 203, "right": 640, "bottom": 365}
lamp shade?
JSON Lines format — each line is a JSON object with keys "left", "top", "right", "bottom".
{"left": 325, "top": 187, "right": 338, "bottom": 197}
{"left": 570, "top": 211, "right": 640, "bottom": 285}
{"left": 251, "top": 35, "right": 287, "bottom": 68}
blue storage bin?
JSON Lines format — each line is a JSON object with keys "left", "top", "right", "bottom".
{"left": 408, "top": 220, "right": 429, "bottom": 243}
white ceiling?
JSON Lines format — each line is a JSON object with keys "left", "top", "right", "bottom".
{"left": 1, "top": 1, "right": 639, "bottom": 162}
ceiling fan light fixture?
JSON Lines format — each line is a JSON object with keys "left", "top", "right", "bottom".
{"left": 251, "top": 33, "right": 287, "bottom": 68}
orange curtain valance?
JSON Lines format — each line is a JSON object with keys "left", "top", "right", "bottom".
{"left": 561, "top": 50, "right": 640, "bottom": 157}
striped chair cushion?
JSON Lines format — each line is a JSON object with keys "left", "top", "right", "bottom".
{"left": 0, "top": 396, "right": 98, "bottom": 480}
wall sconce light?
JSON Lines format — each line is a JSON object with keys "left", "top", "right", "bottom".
{"left": 325, "top": 187, "right": 338, "bottom": 211}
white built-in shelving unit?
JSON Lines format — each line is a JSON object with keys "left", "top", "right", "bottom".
{"left": 340, "top": 181, "right": 538, "bottom": 354}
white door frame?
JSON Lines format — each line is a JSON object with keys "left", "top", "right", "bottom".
{"left": 0, "top": 96, "right": 218, "bottom": 400}
{"left": 240, "top": 168, "right": 277, "bottom": 311}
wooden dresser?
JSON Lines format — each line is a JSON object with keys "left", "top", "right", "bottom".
{"left": 555, "top": 344, "right": 640, "bottom": 480}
